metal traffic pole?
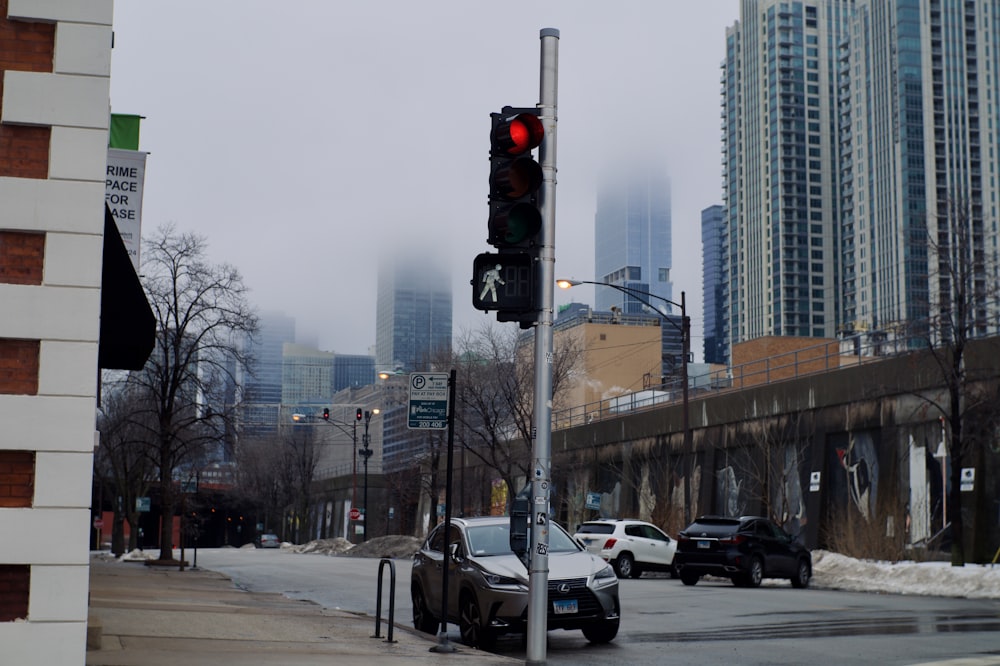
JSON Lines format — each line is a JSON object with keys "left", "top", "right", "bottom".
{"left": 526, "top": 26, "right": 558, "bottom": 666}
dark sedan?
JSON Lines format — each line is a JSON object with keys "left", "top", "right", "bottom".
{"left": 673, "top": 516, "right": 811, "bottom": 588}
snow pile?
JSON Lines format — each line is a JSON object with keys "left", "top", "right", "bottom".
{"left": 286, "top": 537, "right": 356, "bottom": 555}
{"left": 120, "top": 549, "right": 156, "bottom": 562}
{"left": 811, "top": 550, "right": 1000, "bottom": 599}
{"left": 341, "top": 535, "right": 421, "bottom": 559}
{"left": 284, "top": 535, "right": 421, "bottom": 558}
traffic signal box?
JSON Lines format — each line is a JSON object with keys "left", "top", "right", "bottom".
{"left": 473, "top": 107, "right": 544, "bottom": 327}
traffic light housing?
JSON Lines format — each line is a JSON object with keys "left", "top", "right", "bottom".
{"left": 488, "top": 109, "right": 544, "bottom": 249}
{"left": 474, "top": 106, "right": 544, "bottom": 328}
{"left": 322, "top": 408, "right": 329, "bottom": 420}
{"left": 472, "top": 252, "right": 535, "bottom": 313}
{"left": 356, "top": 408, "right": 363, "bottom": 421}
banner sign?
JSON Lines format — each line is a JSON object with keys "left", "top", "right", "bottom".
{"left": 105, "top": 148, "right": 148, "bottom": 272}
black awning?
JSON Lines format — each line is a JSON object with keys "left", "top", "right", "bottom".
{"left": 99, "top": 204, "right": 155, "bottom": 370}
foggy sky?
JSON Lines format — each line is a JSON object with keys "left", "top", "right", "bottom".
{"left": 108, "top": 1, "right": 740, "bottom": 358}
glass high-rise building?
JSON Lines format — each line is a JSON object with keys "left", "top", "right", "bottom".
{"left": 841, "top": 0, "right": 1000, "bottom": 336}
{"left": 594, "top": 163, "right": 674, "bottom": 314}
{"left": 701, "top": 204, "right": 726, "bottom": 364}
{"left": 375, "top": 253, "right": 453, "bottom": 373}
{"left": 722, "top": 0, "right": 1000, "bottom": 358}
{"left": 722, "top": 0, "right": 851, "bottom": 357}
{"left": 245, "top": 311, "right": 295, "bottom": 404}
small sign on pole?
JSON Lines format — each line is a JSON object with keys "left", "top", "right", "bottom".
{"left": 585, "top": 492, "right": 601, "bottom": 510}
{"left": 960, "top": 468, "right": 975, "bottom": 492}
{"left": 408, "top": 372, "right": 450, "bottom": 429}
{"left": 349, "top": 507, "right": 361, "bottom": 521}
{"left": 93, "top": 517, "right": 104, "bottom": 530}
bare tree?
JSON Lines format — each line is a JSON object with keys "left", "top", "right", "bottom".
{"left": 126, "top": 225, "right": 257, "bottom": 561}
{"left": 914, "top": 197, "right": 1000, "bottom": 565}
{"left": 281, "top": 424, "right": 322, "bottom": 542}
{"left": 452, "top": 322, "right": 581, "bottom": 504}
{"left": 234, "top": 433, "right": 295, "bottom": 539}
{"left": 731, "top": 412, "right": 811, "bottom": 536}
{"left": 95, "top": 380, "right": 157, "bottom": 554}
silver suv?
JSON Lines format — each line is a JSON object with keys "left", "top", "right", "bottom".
{"left": 573, "top": 518, "right": 677, "bottom": 579}
{"left": 411, "top": 516, "right": 621, "bottom": 650}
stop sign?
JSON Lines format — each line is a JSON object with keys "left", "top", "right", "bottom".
{"left": 349, "top": 508, "right": 361, "bottom": 521}
{"left": 93, "top": 517, "right": 104, "bottom": 529}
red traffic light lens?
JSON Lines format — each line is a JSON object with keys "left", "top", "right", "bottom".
{"left": 493, "top": 113, "right": 544, "bottom": 156}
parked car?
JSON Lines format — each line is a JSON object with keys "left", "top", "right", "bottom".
{"left": 673, "top": 516, "right": 811, "bottom": 588}
{"left": 573, "top": 519, "right": 677, "bottom": 578}
{"left": 258, "top": 533, "right": 281, "bottom": 549}
{"left": 411, "top": 516, "right": 621, "bottom": 650}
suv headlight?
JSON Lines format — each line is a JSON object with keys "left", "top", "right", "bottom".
{"left": 593, "top": 564, "right": 618, "bottom": 589}
{"left": 484, "top": 573, "right": 524, "bottom": 588}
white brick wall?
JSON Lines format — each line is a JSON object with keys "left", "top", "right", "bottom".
{"left": 1, "top": 2, "right": 113, "bottom": 662}
{"left": 7, "top": 0, "right": 113, "bottom": 25}
{"left": 1, "top": 71, "right": 110, "bottom": 129}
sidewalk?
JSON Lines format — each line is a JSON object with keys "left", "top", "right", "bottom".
{"left": 86, "top": 555, "right": 518, "bottom": 666}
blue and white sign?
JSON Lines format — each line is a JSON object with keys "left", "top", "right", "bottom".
{"left": 408, "top": 372, "right": 449, "bottom": 429}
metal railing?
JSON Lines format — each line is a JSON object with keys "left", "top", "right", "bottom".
{"left": 552, "top": 329, "right": 927, "bottom": 430}
{"left": 313, "top": 460, "right": 382, "bottom": 481}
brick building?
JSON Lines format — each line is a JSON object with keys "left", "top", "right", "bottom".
{"left": 0, "top": 2, "right": 151, "bottom": 663}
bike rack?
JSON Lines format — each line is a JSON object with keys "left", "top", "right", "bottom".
{"left": 373, "top": 558, "right": 397, "bottom": 643}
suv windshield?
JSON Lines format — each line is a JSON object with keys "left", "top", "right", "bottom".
{"left": 464, "top": 522, "right": 581, "bottom": 556}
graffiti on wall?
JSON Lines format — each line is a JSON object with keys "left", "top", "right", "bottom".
{"left": 828, "top": 430, "right": 880, "bottom": 520}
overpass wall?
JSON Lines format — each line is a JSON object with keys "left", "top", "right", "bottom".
{"left": 549, "top": 338, "right": 1000, "bottom": 561}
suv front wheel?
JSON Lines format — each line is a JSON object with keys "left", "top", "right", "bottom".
{"left": 459, "top": 590, "right": 496, "bottom": 650}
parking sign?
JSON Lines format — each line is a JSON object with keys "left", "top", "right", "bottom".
{"left": 408, "top": 372, "right": 450, "bottom": 429}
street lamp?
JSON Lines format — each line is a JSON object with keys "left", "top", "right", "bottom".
{"left": 360, "top": 408, "right": 379, "bottom": 542}
{"left": 557, "top": 278, "right": 693, "bottom": 523}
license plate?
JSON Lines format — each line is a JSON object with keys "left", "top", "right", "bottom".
{"left": 697, "top": 540, "right": 711, "bottom": 549}
{"left": 553, "top": 599, "right": 578, "bottom": 615}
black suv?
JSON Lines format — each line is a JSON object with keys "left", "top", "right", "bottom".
{"left": 674, "top": 516, "right": 811, "bottom": 588}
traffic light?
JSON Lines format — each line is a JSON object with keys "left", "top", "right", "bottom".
{"left": 472, "top": 252, "right": 534, "bottom": 313}
{"left": 356, "top": 408, "right": 363, "bottom": 421}
{"left": 322, "top": 408, "right": 329, "bottom": 421}
{"left": 474, "top": 106, "right": 544, "bottom": 328}
{"left": 488, "top": 109, "right": 544, "bottom": 249}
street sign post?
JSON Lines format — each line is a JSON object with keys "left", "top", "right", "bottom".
{"left": 408, "top": 372, "right": 450, "bottom": 429}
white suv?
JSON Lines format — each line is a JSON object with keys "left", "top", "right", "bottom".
{"left": 573, "top": 519, "right": 677, "bottom": 579}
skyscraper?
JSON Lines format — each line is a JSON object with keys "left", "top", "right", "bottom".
{"left": 594, "top": 163, "right": 674, "bottom": 314}
{"left": 242, "top": 311, "right": 295, "bottom": 432}
{"left": 245, "top": 311, "right": 295, "bottom": 404}
{"left": 701, "top": 205, "right": 726, "bottom": 364}
{"left": 722, "top": 0, "right": 1000, "bottom": 359}
{"left": 841, "top": 0, "right": 1000, "bottom": 336}
{"left": 722, "top": 0, "right": 851, "bottom": 358}
{"left": 375, "top": 254, "right": 452, "bottom": 373}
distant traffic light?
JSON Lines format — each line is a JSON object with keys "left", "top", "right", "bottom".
{"left": 488, "top": 109, "right": 544, "bottom": 249}
{"left": 356, "top": 408, "right": 363, "bottom": 421}
{"left": 322, "top": 408, "right": 329, "bottom": 420}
